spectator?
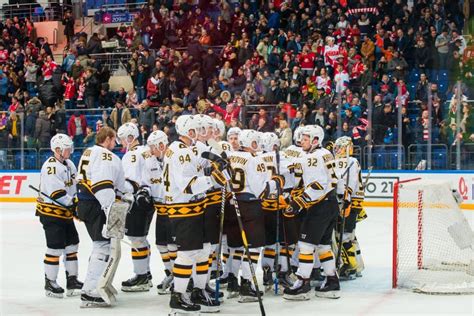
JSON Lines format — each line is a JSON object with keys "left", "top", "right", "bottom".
{"left": 62, "top": 10, "right": 75, "bottom": 47}
{"left": 6, "top": 111, "right": 21, "bottom": 148}
{"left": 138, "top": 101, "right": 155, "bottom": 132}
{"left": 67, "top": 111, "right": 87, "bottom": 148}
{"left": 277, "top": 118, "right": 292, "bottom": 149}
{"left": 25, "top": 107, "right": 37, "bottom": 148}
{"left": 83, "top": 126, "right": 96, "bottom": 147}
{"left": 0, "top": 112, "right": 8, "bottom": 168}
{"left": 373, "top": 103, "right": 396, "bottom": 145}
{"left": 34, "top": 110, "right": 52, "bottom": 149}
{"left": 110, "top": 100, "right": 132, "bottom": 130}
{"left": 84, "top": 69, "right": 99, "bottom": 108}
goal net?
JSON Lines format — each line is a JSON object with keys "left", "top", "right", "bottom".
{"left": 392, "top": 178, "right": 474, "bottom": 294}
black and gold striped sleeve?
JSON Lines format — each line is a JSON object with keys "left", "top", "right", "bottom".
{"left": 50, "top": 189, "right": 67, "bottom": 200}
{"left": 91, "top": 180, "right": 114, "bottom": 194}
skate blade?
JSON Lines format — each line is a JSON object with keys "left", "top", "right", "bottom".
{"left": 315, "top": 290, "right": 340, "bottom": 299}
{"left": 199, "top": 305, "right": 220, "bottom": 313}
{"left": 66, "top": 289, "right": 82, "bottom": 297}
{"left": 238, "top": 295, "right": 259, "bottom": 303}
{"left": 168, "top": 308, "right": 201, "bottom": 315}
{"left": 80, "top": 301, "right": 111, "bottom": 308}
{"left": 121, "top": 284, "right": 152, "bottom": 292}
{"left": 158, "top": 288, "right": 172, "bottom": 295}
{"left": 45, "top": 290, "right": 63, "bottom": 299}
{"left": 339, "top": 275, "right": 356, "bottom": 282}
{"left": 283, "top": 293, "right": 310, "bottom": 301}
{"left": 226, "top": 291, "right": 239, "bottom": 299}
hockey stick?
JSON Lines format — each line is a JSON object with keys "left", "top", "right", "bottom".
{"left": 29, "top": 185, "right": 69, "bottom": 208}
{"left": 214, "top": 185, "right": 226, "bottom": 303}
{"left": 273, "top": 149, "right": 281, "bottom": 295}
{"left": 335, "top": 160, "right": 355, "bottom": 270}
{"left": 202, "top": 152, "right": 266, "bottom": 316}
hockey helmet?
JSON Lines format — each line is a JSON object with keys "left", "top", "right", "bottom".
{"left": 262, "top": 132, "right": 280, "bottom": 152}
{"left": 334, "top": 136, "right": 353, "bottom": 158}
{"left": 227, "top": 127, "right": 242, "bottom": 140}
{"left": 213, "top": 118, "right": 226, "bottom": 138}
{"left": 175, "top": 115, "right": 199, "bottom": 140}
{"left": 50, "top": 133, "right": 74, "bottom": 154}
{"left": 147, "top": 130, "right": 169, "bottom": 148}
{"left": 301, "top": 124, "right": 325, "bottom": 145}
{"left": 117, "top": 122, "right": 139, "bottom": 142}
{"left": 239, "top": 129, "right": 259, "bottom": 151}
{"left": 293, "top": 126, "right": 304, "bottom": 145}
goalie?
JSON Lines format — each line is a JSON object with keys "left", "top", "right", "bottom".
{"left": 333, "top": 136, "right": 366, "bottom": 280}
{"left": 76, "top": 127, "right": 134, "bottom": 307}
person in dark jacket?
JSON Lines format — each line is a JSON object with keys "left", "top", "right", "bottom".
{"left": 62, "top": 11, "right": 75, "bottom": 47}
{"left": 84, "top": 69, "right": 99, "bottom": 108}
{"left": 86, "top": 33, "right": 103, "bottom": 55}
{"left": 188, "top": 70, "right": 204, "bottom": 104}
{"left": 38, "top": 80, "right": 58, "bottom": 108}
{"left": 415, "top": 39, "right": 430, "bottom": 73}
{"left": 34, "top": 110, "right": 52, "bottom": 149}
{"left": 201, "top": 48, "right": 220, "bottom": 87}
{"left": 25, "top": 107, "right": 37, "bottom": 148}
{"left": 138, "top": 101, "right": 155, "bottom": 132}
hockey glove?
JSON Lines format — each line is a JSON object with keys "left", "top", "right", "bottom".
{"left": 210, "top": 165, "right": 227, "bottom": 187}
{"left": 272, "top": 174, "right": 285, "bottom": 191}
{"left": 284, "top": 194, "right": 310, "bottom": 215}
{"left": 136, "top": 186, "right": 152, "bottom": 207}
{"left": 342, "top": 200, "right": 351, "bottom": 218}
{"left": 121, "top": 192, "right": 135, "bottom": 206}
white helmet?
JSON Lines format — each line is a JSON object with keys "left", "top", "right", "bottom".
{"left": 256, "top": 131, "right": 265, "bottom": 151}
{"left": 117, "top": 122, "right": 139, "bottom": 142}
{"left": 147, "top": 130, "right": 169, "bottom": 148}
{"left": 293, "top": 126, "right": 304, "bottom": 145}
{"left": 50, "top": 133, "right": 74, "bottom": 153}
{"left": 227, "top": 127, "right": 242, "bottom": 140}
{"left": 262, "top": 132, "right": 280, "bottom": 152}
{"left": 239, "top": 129, "right": 259, "bottom": 150}
{"left": 176, "top": 115, "right": 199, "bottom": 139}
{"left": 213, "top": 118, "right": 226, "bottom": 137}
{"left": 193, "top": 114, "right": 214, "bottom": 137}
{"left": 301, "top": 124, "right": 325, "bottom": 145}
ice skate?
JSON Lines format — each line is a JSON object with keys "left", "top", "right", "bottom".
{"left": 44, "top": 277, "right": 64, "bottom": 298}
{"left": 283, "top": 277, "right": 311, "bottom": 301}
{"left": 158, "top": 272, "right": 174, "bottom": 295}
{"left": 262, "top": 266, "right": 273, "bottom": 292}
{"left": 226, "top": 273, "right": 240, "bottom": 299}
{"left": 238, "top": 278, "right": 263, "bottom": 303}
{"left": 205, "top": 284, "right": 224, "bottom": 302}
{"left": 169, "top": 292, "right": 201, "bottom": 315}
{"left": 121, "top": 274, "right": 151, "bottom": 292}
{"left": 191, "top": 288, "right": 220, "bottom": 313}
{"left": 80, "top": 293, "right": 111, "bottom": 308}
{"left": 66, "top": 273, "right": 83, "bottom": 297}
{"left": 147, "top": 271, "right": 153, "bottom": 288}
{"left": 315, "top": 275, "right": 341, "bottom": 299}
{"left": 310, "top": 268, "right": 325, "bottom": 288}
{"left": 277, "top": 271, "right": 294, "bottom": 293}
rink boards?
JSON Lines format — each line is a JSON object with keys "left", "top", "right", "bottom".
{"left": 1, "top": 170, "right": 473, "bottom": 209}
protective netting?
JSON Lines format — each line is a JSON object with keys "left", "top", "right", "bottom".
{"left": 394, "top": 180, "right": 474, "bottom": 294}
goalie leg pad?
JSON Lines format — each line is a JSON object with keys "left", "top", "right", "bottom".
{"left": 83, "top": 241, "right": 110, "bottom": 297}
{"left": 97, "top": 238, "right": 121, "bottom": 305}
{"left": 106, "top": 201, "right": 131, "bottom": 239}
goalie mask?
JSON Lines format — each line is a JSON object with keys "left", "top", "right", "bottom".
{"left": 50, "top": 133, "right": 74, "bottom": 158}
{"left": 334, "top": 136, "right": 353, "bottom": 158}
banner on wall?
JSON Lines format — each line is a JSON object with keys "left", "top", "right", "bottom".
{"left": 1, "top": 171, "right": 473, "bottom": 209}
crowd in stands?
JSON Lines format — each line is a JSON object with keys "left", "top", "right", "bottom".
{"left": 0, "top": 0, "right": 473, "bottom": 169}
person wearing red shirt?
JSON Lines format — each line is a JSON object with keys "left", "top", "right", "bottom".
{"left": 208, "top": 98, "right": 242, "bottom": 126}
{"left": 298, "top": 45, "right": 316, "bottom": 76}
{"left": 42, "top": 55, "right": 58, "bottom": 81}
{"left": 62, "top": 75, "right": 76, "bottom": 109}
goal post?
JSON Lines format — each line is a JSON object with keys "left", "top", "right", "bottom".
{"left": 392, "top": 178, "right": 474, "bottom": 294}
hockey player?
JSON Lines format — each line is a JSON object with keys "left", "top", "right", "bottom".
{"left": 333, "top": 136, "right": 365, "bottom": 280}
{"left": 76, "top": 127, "right": 134, "bottom": 307}
{"left": 36, "top": 133, "right": 83, "bottom": 298}
{"left": 117, "top": 123, "right": 155, "bottom": 292}
{"left": 259, "top": 132, "right": 281, "bottom": 291}
{"left": 283, "top": 125, "right": 341, "bottom": 300}
{"left": 163, "top": 115, "right": 224, "bottom": 313}
{"left": 141, "top": 130, "right": 175, "bottom": 294}
{"left": 226, "top": 129, "right": 281, "bottom": 303}
{"left": 227, "top": 127, "right": 241, "bottom": 151}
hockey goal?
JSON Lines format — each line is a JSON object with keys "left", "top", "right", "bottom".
{"left": 392, "top": 178, "right": 474, "bottom": 294}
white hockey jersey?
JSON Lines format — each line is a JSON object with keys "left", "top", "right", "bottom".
{"left": 38, "top": 157, "right": 77, "bottom": 207}
{"left": 334, "top": 156, "right": 362, "bottom": 202}
{"left": 297, "top": 147, "right": 338, "bottom": 204}
{"left": 228, "top": 150, "right": 273, "bottom": 200}
{"left": 121, "top": 144, "right": 147, "bottom": 193}
{"left": 162, "top": 140, "right": 214, "bottom": 205}
{"left": 76, "top": 145, "right": 129, "bottom": 209}
{"left": 282, "top": 145, "right": 304, "bottom": 191}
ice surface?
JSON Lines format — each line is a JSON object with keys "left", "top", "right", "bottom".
{"left": 1, "top": 203, "right": 473, "bottom": 315}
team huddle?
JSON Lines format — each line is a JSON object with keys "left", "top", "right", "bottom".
{"left": 36, "top": 114, "right": 367, "bottom": 314}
